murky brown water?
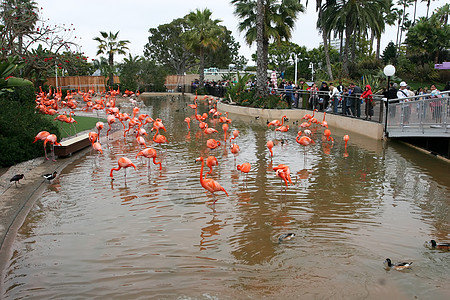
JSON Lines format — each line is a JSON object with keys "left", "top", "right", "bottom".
{"left": 2, "top": 95, "right": 450, "bottom": 299}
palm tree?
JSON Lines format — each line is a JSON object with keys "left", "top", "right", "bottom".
{"left": 321, "top": 0, "right": 389, "bottom": 77}
{"left": 231, "top": 0, "right": 304, "bottom": 97}
{"left": 93, "top": 31, "right": 129, "bottom": 87}
{"left": 182, "top": 8, "right": 223, "bottom": 88}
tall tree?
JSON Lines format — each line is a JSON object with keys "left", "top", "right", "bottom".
{"left": 182, "top": 8, "right": 223, "bottom": 88}
{"left": 231, "top": 0, "right": 304, "bottom": 97}
{"left": 144, "top": 18, "right": 196, "bottom": 76}
{"left": 93, "top": 31, "right": 129, "bottom": 87}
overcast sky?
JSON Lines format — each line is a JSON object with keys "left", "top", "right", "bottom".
{"left": 38, "top": 0, "right": 445, "bottom": 65}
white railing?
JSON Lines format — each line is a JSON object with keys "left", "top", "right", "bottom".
{"left": 387, "top": 92, "right": 450, "bottom": 137}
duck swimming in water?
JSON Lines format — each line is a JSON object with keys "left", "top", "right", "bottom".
{"left": 384, "top": 258, "right": 413, "bottom": 271}
{"left": 425, "top": 240, "right": 450, "bottom": 250}
{"left": 278, "top": 233, "right": 295, "bottom": 243}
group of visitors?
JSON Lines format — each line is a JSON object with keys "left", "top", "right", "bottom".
{"left": 307, "top": 82, "right": 375, "bottom": 119}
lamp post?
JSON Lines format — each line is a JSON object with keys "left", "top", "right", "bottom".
{"left": 383, "top": 64, "right": 395, "bottom": 138}
{"left": 293, "top": 53, "right": 298, "bottom": 84}
{"left": 309, "top": 62, "right": 314, "bottom": 81}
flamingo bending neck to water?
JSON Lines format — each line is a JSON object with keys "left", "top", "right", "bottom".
{"left": 110, "top": 157, "right": 136, "bottom": 179}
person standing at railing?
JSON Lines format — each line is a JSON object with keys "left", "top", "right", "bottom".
{"left": 350, "top": 83, "right": 362, "bottom": 118}
{"left": 307, "top": 83, "right": 319, "bottom": 110}
{"left": 329, "top": 83, "right": 340, "bottom": 114}
{"left": 360, "top": 85, "right": 374, "bottom": 120}
{"left": 397, "top": 81, "right": 410, "bottom": 124}
{"left": 319, "top": 82, "right": 329, "bottom": 111}
{"left": 343, "top": 87, "right": 352, "bottom": 116}
{"left": 429, "top": 84, "right": 442, "bottom": 123}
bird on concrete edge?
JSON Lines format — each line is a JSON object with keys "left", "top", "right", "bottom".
{"left": 10, "top": 174, "right": 25, "bottom": 187}
{"left": 43, "top": 171, "right": 58, "bottom": 183}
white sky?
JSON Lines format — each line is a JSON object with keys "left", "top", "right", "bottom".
{"left": 38, "top": 0, "right": 445, "bottom": 66}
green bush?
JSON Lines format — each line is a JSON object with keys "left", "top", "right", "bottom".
{"left": 0, "top": 86, "right": 60, "bottom": 167}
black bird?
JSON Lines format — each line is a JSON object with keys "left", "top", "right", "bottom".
{"left": 43, "top": 171, "right": 58, "bottom": 182}
{"left": 278, "top": 233, "right": 295, "bottom": 243}
{"left": 10, "top": 174, "right": 25, "bottom": 187}
{"left": 425, "top": 240, "right": 450, "bottom": 250}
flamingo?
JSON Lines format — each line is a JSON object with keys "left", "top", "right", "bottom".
{"left": 195, "top": 157, "right": 228, "bottom": 204}
{"left": 302, "top": 109, "right": 318, "bottom": 121}
{"left": 343, "top": 134, "right": 350, "bottom": 157}
{"left": 184, "top": 117, "right": 191, "bottom": 130}
{"left": 324, "top": 129, "right": 334, "bottom": 143}
{"left": 273, "top": 164, "right": 293, "bottom": 187}
{"left": 275, "top": 125, "right": 289, "bottom": 132}
{"left": 110, "top": 157, "right": 136, "bottom": 179}
{"left": 267, "top": 115, "right": 287, "bottom": 127}
{"left": 136, "top": 136, "right": 147, "bottom": 148}
{"left": 229, "top": 129, "right": 239, "bottom": 143}
{"left": 106, "top": 115, "right": 116, "bottom": 138}
{"left": 230, "top": 143, "right": 240, "bottom": 163}
{"left": 237, "top": 162, "right": 251, "bottom": 180}
{"left": 96, "top": 121, "right": 104, "bottom": 137}
{"left": 33, "top": 131, "right": 50, "bottom": 143}
{"left": 206, "top": 155, "right": 218, "bottom": 175}
{"left": 296, "top": 135, "right": 315, "bottom": 147}
{"left": 88, "top": 132, "right": 98, "bottom": 144}
{"left": 43, "top": 134, "right": 61, "bottom": 161}
{"left": 267, "top": 140, "right": 274, "bottom": 157}
{"left": 92, "top": 141, "right": 103, "bottom": 154}
{"left": 206, "top": 139, "right": 221, "bottom": 150}
{"left": 222, "top": 123, "right": 229, "bottom": 141}
{"left": 204, "top": 127, "right": 219, "bottom": 135}
{"left": 321, "top": 111, "right": 328, "bottom": 128}
{"left": 136, "top": 147, "right": 162, "bottom": 170}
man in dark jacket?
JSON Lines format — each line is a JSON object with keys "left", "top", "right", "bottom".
{"left": 350, "top": 83, "right": 363, "bottom": 117}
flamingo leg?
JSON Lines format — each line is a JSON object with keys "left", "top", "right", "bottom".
{"left": 44, "top": 145, "right": 49, "bottom": 160}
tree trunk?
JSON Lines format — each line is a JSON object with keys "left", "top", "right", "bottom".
{"left": 342, "top": 25, "right": 351, "bottom": 78}
{"left": 322, "top": 28, "right": 333, "bottom": 81}
{"left": 199, "top": 48, "right": 205, "bottom": 88}
{"left": 376, "top": 34, "right": 381, "bottom": 59}
{"left": 339, "top": 31, "right": 343, "bottom": 61}
{"left": 255, "top": 0, "right": 267, "bottom": 98}
{"left": 109, "top": 53, "right": 114, "bottom": 88}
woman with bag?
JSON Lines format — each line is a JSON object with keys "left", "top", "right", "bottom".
{"left": 360, "top": 85, "right": 374, "bottom": 120}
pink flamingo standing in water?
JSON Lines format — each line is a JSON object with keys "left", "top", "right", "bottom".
{"left": 110, "top": 157, "right": 136, "bottom": 180}
{"left": 106, "top": 115, "right": 115, "bottom": 138}
{"left": 206, "top": 156, "right": 218, "bottom": 175}
{"left": 196, "top": 157, "right": 228, "bottom": 204}
{"left": 136, "top": 147, "right": 162, "bottom": 170}
{"left": 237, "top": 162, "right": 251, "bottom": 181}
{"left": 222, "top": 123, "right": 229, "bottom": 142}
{"left": 96, "top": 121, "right": 104, "bottom": 138}
{"left": 267, "top": 140, "right": 274, "bottom": 157}
{"left": 184, "top": 117, "right": 191, "bottom": 130}
{"left": 343, "top": 135, "right": 350, "bottom": 157}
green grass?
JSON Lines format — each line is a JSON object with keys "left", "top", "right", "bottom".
{"left": 45, "top": 115, "right": 106, "bottom": 139}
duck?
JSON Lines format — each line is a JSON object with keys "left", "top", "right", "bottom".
{"left": 43, "top": 171, "right": 58, "bottom": 183}
{"left": 384, "top": 258, "right": 413, "bottom": 271}
{"left": 278, "top": 233, "right": 295, "bottom": 243}
{"left": 425, "top": 240, "right": 450, "bottom": 250}
{"left": 10, "top": 174, "right": 25, "bottom": 187}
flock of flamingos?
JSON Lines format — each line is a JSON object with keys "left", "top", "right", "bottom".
{"left": 32, "top": 87, "right": 350, "bottom": 203}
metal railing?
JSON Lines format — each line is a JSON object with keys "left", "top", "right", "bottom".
{"left": 386, "top": 92, "right": 450, "bottom": 137}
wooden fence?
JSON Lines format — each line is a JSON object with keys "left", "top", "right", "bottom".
{"left": 46, "top": 76, "right": 120, "bottom": 93}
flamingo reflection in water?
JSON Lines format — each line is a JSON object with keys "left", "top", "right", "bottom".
{"left": 196, "top": 157, "right": 228, "bottom": 204}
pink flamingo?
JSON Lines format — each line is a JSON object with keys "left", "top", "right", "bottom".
{"left": 206, "top": 139, "right": 221, "bottom": 150}
{"left": 196, "top": 157, "right": 228, "bottom": 204}
{"left": 136, "top": 147, "right": 162, "bottom": 170}
{"left": 106, "top": 115, "right": 116, "bottom": 138}
{"left": 33, "top": 131, "right": 50, "bottom": 143}
{"left": 96, "top": 121, "right": 104, "bottom": 137}
{"left": 43, "top": 134, "right": 61, "bottom": 161}
{"left": 267, "top": 140, "right": 274, "bottom": 157}
{"left": 110, "top": 157, "right": 136, "bottom": 180}
{"left": 222, "top": 123, "right": 229, "bottom": 141}
{"left": 206, "top": 155, "right": 218, "bottom": 175}
{"left": 184, "top": 117, "right": 191, "bottom": 130}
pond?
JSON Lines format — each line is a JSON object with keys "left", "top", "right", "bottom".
{"left": 2, "top": 95, "right": 449, "bottom": 299}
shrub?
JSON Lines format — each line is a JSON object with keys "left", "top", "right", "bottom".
{"left": 0, "top": 86, "right": 60, "bottom": 167}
